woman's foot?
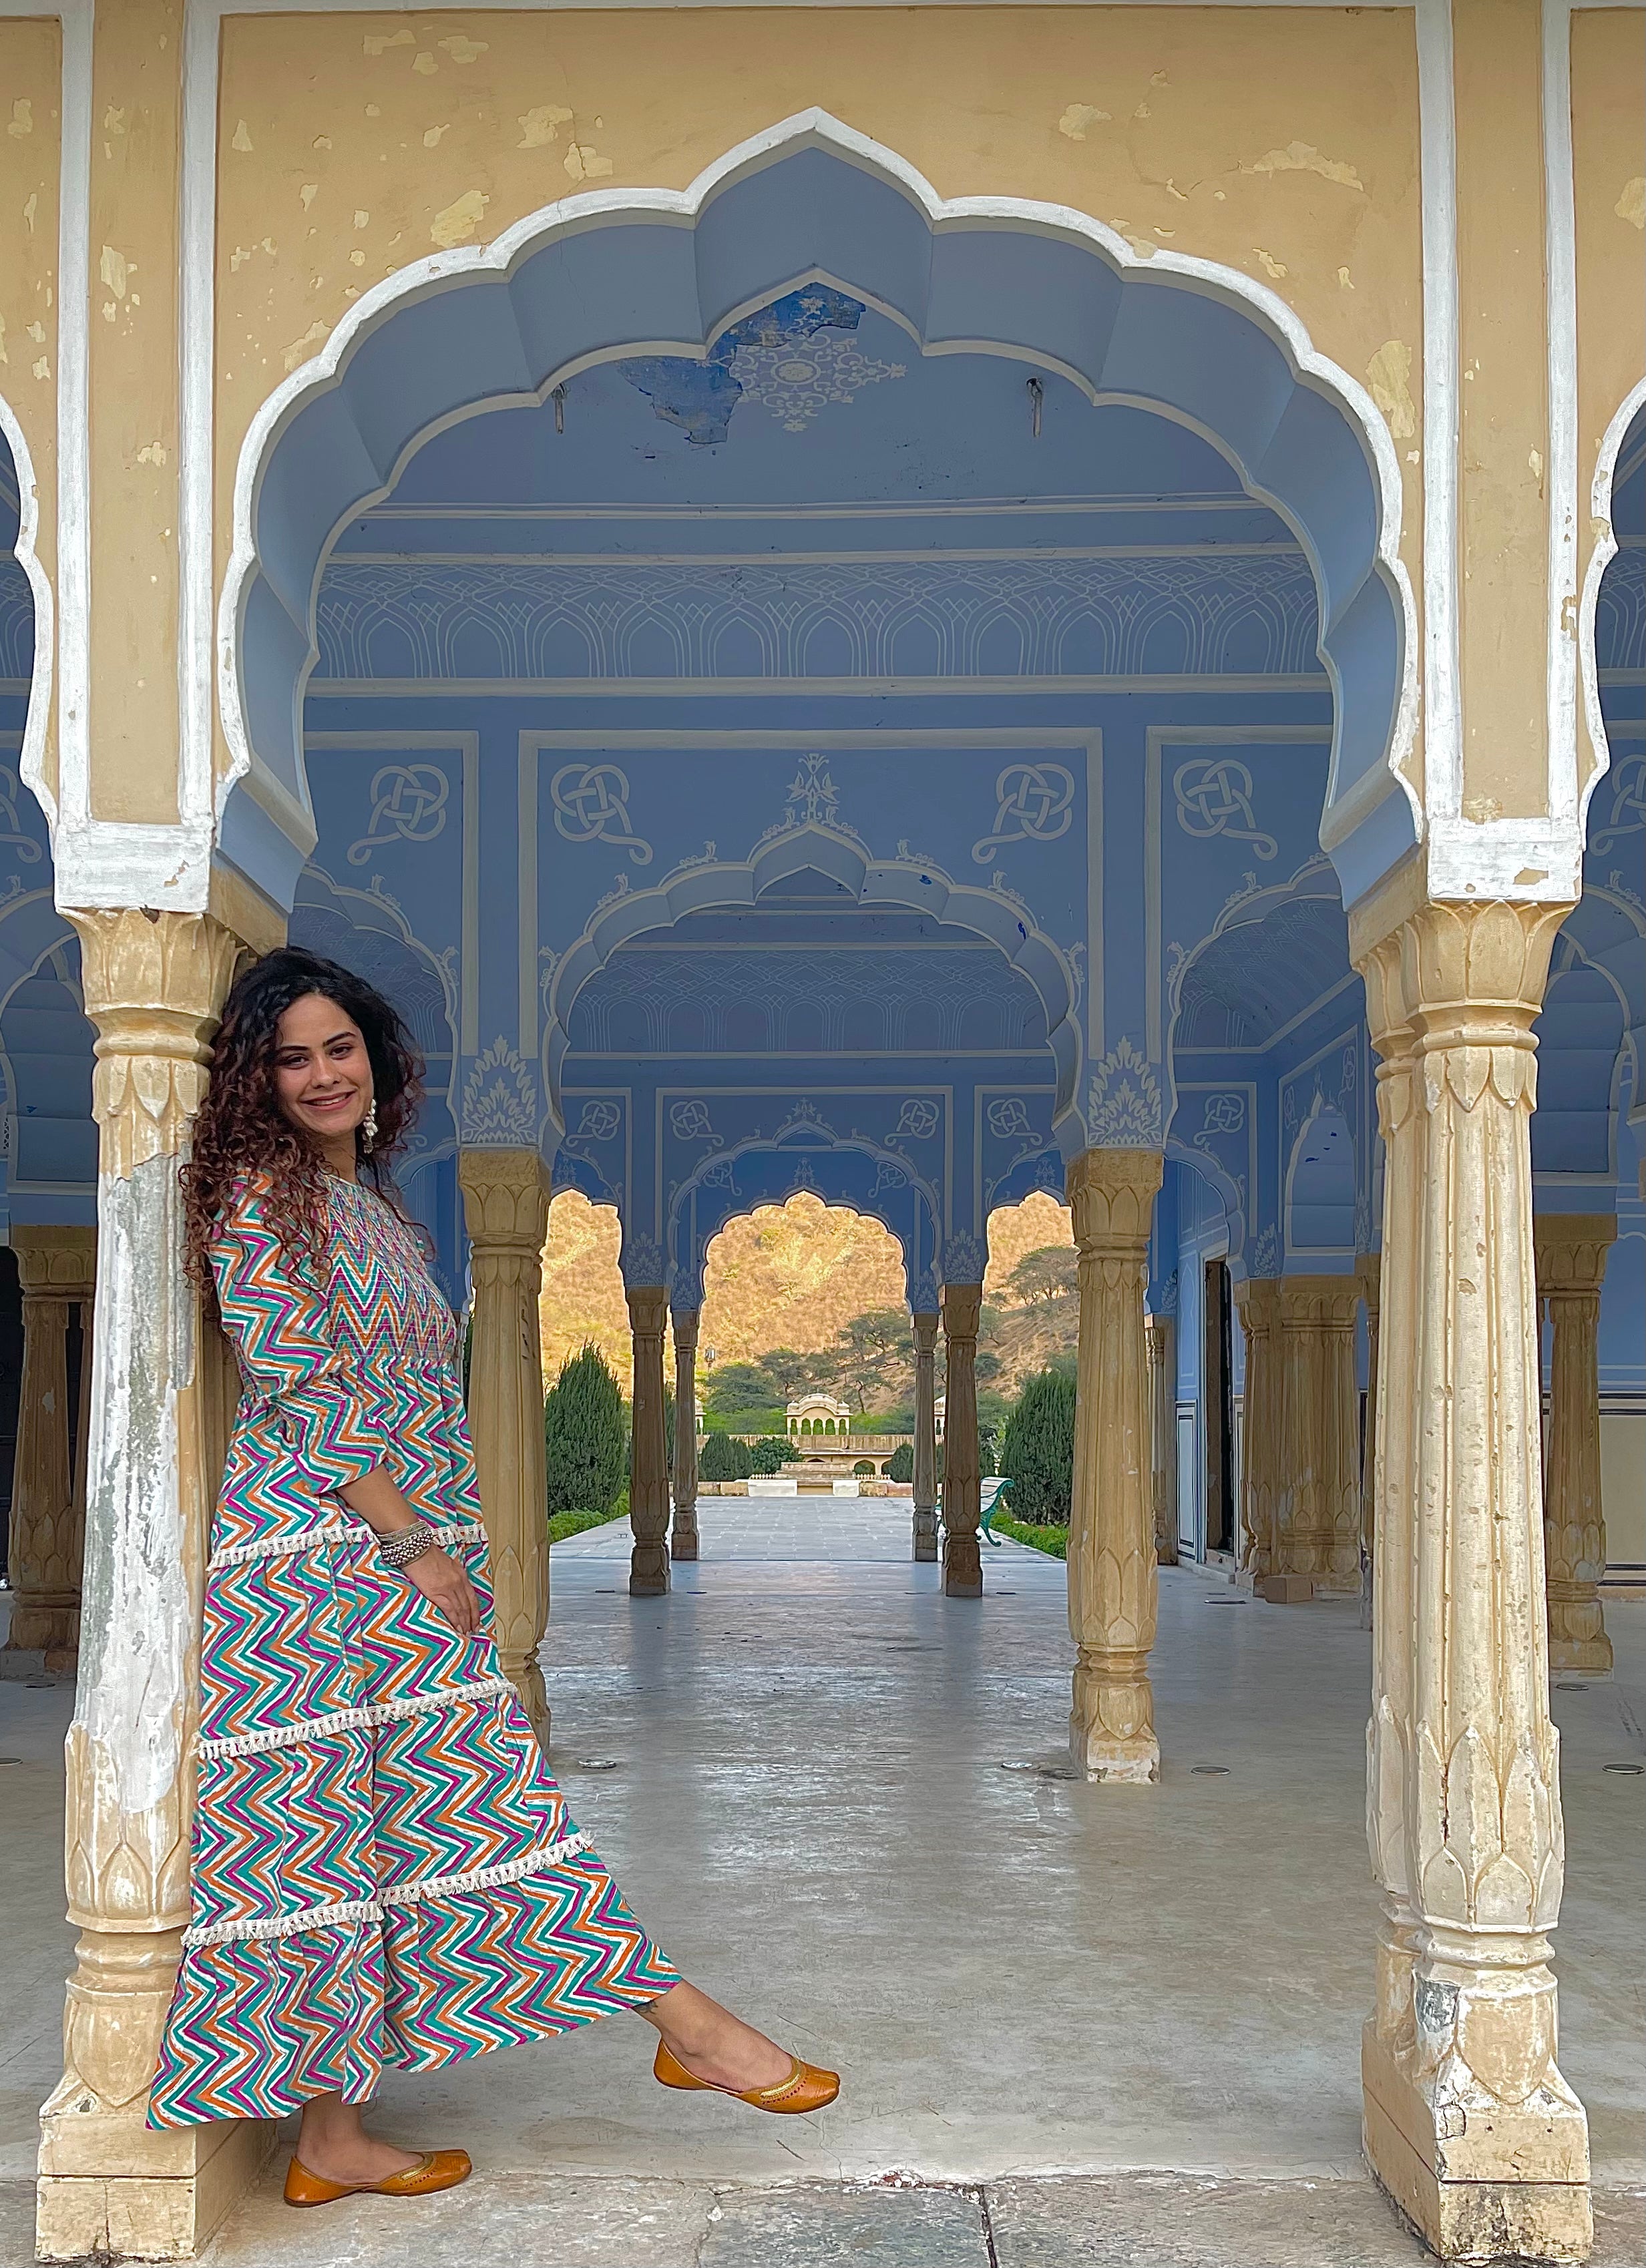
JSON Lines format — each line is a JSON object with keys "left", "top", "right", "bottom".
{"left": 639, "top": 1978, "right": 797, "bottom": 2093}
{"left": 295, "top": 2097, "right": 425, "bottom": 2189}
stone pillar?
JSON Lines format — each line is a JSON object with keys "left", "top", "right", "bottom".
{"left": 1145, "top": 1313, "right": 1178, "bottom": 1566}
{"left": 627, "top": 1286, "right": 670, "bottom": 1596}
{"left": 1235, "top": 1279, "right": 1281, "bottom": 1588}
{"left": 1357, "top": 1253, "right": 1382, "bottom": 1628}
{"left": 1066, "top": 1148, "right": 1163, "bottom": 1783}
{"left": 39, "top": 909, "right": 274, "bottom": 2263}
{"left": 1534, "top": 1215, "right": 1617, "bottom": 1676}
{"left": 457, "top": 1150, "right": 552, "bottom": 1745}
{"left": 1271, "top": 1276, "right": 1362, "bottom": 1596}
{"left": 670, "top": 1305, "right": 700, "bottom": 1562}
{"left": 4, "top": 1229, "right": 97, "bottom": 1669}
{"left": 1358, "top": 899, "right": 1591, "bottom": 2264}
{"left": 939, "top": 1283, "right": 982, "bottom": 1596}
{"left": 911, "top": 1309, "right": 940, "bottom": 1562}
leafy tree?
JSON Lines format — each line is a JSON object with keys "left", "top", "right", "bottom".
{"left": 758, "top": 1347, "right": 819, "bottom": 1402}
{"left": 703, "top": 1361, "right": 779, "bottom": 1413}
{"left": 887, "top": 1441, "right": 914, "bottom": 1483}
{"left": 699, "top": 1431, "right": 754, "bottom": 1482}
{"left": 825, "top": 1307, "right": 911, "bottom": 1411}
{"left": 974, "top": 1351, "right": 1003, "bottom": 1387}
{"left": 1006, "top": 1246, "right": 1078, "bottom": 1308}
{"left": 543, "top": 1344, "right": 626, "bottom": 1518}
{"left": 853, "top": 1458, "right": 875, "bottom": 1476}
{"left": 999, "top": 1367, "right": 1078, "bottom": 1524}
{"left": 749, "top": 1436, "right": 793, "bottom": 1475}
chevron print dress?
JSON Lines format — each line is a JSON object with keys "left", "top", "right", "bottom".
{"left": 150, "top": 1174, "right": 676, "bottom": 2126}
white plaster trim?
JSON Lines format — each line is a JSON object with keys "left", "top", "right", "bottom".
{"left": 180, "top": 1832, "right": 594, "bottom": 1948}
{"left": 1578, "top": 376, "right": 1646, "bottom": 837}
{"left": 180, "top": 0, "right": 218, "bottom": 849}
{"left": 1416, "top": 0, "right": 1462, "bottom": 828}
{"left": 0, "top": 392, "right": 52, "bottom": 829}
{"left": 199, "top": 1674, "right": 513, "bottom": 1759}
{"left": 207, "top": 1519, "right": 485, "bottom": 1572}
{"left": 359, "top": 493, "right": 1274, "bottom": 523}
{"left": 221, "top": 108, "right": 1420, "bottom": 899}
{"left": 337, "top": 543, "right": 1308, "bottom": 567}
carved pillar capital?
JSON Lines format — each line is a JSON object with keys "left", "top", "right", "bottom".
{"left": 11, "top": 1226, "right": 99, "bottom": 1299}
{"left": 457, "top": 1146, "right": 552, "bottom": 1246}
{"left": 1067, "top": 1146, "right": 1163, "bottom": 1251}
{"left": 69, "top": 909, "right": 245, "bottom": 1177}
{"left": 1533, "top": 1212, "right": 1617, "bottom": 1297}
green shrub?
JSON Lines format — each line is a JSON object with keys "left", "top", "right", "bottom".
{"left": 992, "top": 1513, "right": 1069, "bottom": 1559}
{"left": 853, "top": 1457, "right": 875, "bottom": 1476}
{"left": 546, "top": 1506, "right": 627, "bottom": 1546}
{"left": 699, "top": 1431, "right": 754, "bottom": 1482}
{"left": 749, "top": 1437, "right": 793, "bottom": 1475}
{"left": 887, "top": 1441, "right": 914, "bottom": 1483}
{"left": 544, "top": 1344, "right": 626, "bottom": 1518}
{"left": 999, "top": 1368, "right": 1077, "bottom": 1524}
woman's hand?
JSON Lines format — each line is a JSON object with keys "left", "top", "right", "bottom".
{"left": 403, "top": 1546, "right": 484, "bottom": 1637}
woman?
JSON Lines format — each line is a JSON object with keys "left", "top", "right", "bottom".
{"left": 152, "top": 947, "right": 836, "bottom": 2205}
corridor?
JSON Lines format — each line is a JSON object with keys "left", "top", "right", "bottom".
{"left": 3, "top": 1498, "right": 1641, "bottom": 2265}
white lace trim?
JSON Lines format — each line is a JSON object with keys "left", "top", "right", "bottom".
{"left": 181, "top": 1832, "right": 593, "bottom": 1948}
{"left": 208, "top": 1519, "right": 485, "bottom": 1572}
{"left": 199, "top": 1675, "right": 513, "bottom": 1759}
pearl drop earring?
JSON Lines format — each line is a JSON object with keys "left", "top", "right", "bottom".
{"left": 362, "top": 1099, "right": 379, "bottom": 1153}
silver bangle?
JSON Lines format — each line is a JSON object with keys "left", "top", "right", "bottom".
{"left": 378, "top": 1522, "right": 437, "bottom": 1570}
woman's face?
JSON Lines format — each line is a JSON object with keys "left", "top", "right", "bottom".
{"left": 272, "top": 991, "right": 375, "bottom": 1151}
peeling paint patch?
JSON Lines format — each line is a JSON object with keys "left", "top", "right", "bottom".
{"left": 1462, "top": 795, "right": 1502, "bottom": 823}
{"left": 30, "top": 356, "right": 47, "bottom": 381}
{"left": 1338, "top": 266, "right": 1354, "bottom": 290}
{"left": 1245, "top": 140, "right": 1364, "bottom": 192}
{"left": 136, "top": 440, "right": 168, "bottom": 466}
{"left": 439, "top": 36, "right": 489, "bottom": 65}
{"left": 564, "top": 143, "right": 614, "bottom": 183}
{"left": 103, "top": 105, "right": 127, "bottom": 140}
{"left": 350, "top": 250, "right": 366, "bottom": 268}
{"left": 1528, "top": 448, "right": 1544, "bottom": 483}
{"left": 423, "top": 124, "right": 450, "bottom": 150}
{"left": 99, "top": 243, "right": 130, "bottom": 298}
{"left": 1367, "top": 340, "right": 1417, "bottom": 441}
{"left": 300, "top": 182, "right": 318, "bottom": 210}
{"left": 353, "top": 209, "right": 370, "bottom": 230}
{"left": 431, "top": 188, "right": 490, "bottom": 248}
{"left": 283, "top": 316, "right": 329, "bottom": 373}
{"left": 0, "top": 316, "right": 7, "bottom": 365}
{"left": 1253, "top": 248, "right": 1287, "bottom": 279}
{"left": 364, "top": 28, "right": 415, "bottom": 57}
{"left": 1617, "top": 177, "right": 1645, "bottom": 230}
{"left": 1058, "top": 103, "right": 1110, "bottom": 141}
{"left": 519, "top": 103, "right": 574, "bottom": 149}
{"left": 231, "top": 118, "right": 252, "bottom": 154}
{"left": 22, "top": 191, "right": 37, "bottom": 234}
{"left": 413, "top": 51, "right": 437, "bottom": 77}
{"left": 7, "top": 98, "right": 33, "bottom": 139}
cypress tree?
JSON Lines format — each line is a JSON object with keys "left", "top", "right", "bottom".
{"left": 887, "top": 1441, "right": 914, "bottom": 1483}
{"left": 1000, "top": 1367, "right": 1078, "bottom": 1524}
{"left": 543, "top": 1343, "right": 626, "bottom": 1517}
{"left": 699, "top": 1431, "right": 754, "bottom": 1482}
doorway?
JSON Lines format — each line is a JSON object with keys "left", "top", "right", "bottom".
{"left": 1203, "top": 1257, "right": 1235, "bottom": 1557}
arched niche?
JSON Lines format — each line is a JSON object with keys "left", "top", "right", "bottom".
{"left": 0, "top": 897, "right": 96, "bottom": 1228}
{"left": 667, "top": 1128, "right": 938, "bottom": 1309}
{"left": 1580, "top": 393, "right": 1646, "bottom": 837}
{"left": 1284, "top": 1100, "right": 1357, "bottom": 1266}
{"left": 222, "top": 112, "right": 1416, "bottom": 916}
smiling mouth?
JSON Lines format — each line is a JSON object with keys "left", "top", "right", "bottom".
{"left": 304, "top": 1094, "right": 355, "bottom": 1114}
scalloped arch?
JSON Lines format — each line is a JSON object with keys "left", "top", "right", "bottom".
{"left": 220, "top": 111, "right": 1418, "bottom": 911}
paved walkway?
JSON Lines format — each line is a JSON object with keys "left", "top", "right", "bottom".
{"left": 1, "top": 1497, "right": 1641, "bottom": 2265}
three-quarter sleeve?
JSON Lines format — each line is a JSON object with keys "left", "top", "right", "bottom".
{"left": 210, "top": 1178, "right": 389, "bottom": 1495}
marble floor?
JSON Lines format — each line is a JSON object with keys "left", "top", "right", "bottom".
{"left": 1, "top": 1498, "right": 1641, "bottom": 2265}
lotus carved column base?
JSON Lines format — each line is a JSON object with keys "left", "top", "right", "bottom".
{"left": 1070, "top": 1646, "right": 1159, "bottom": 1784}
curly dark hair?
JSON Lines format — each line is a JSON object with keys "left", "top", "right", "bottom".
{"left": 182, "top": 947, "right": 425, "bottom": 1282}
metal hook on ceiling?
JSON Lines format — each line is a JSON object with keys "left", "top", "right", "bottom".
{"left": 552, "top": 383, "right": 567, "bottom": 435}
{"left": 1027, "top": 375, "right": 1043, "bottom": 439}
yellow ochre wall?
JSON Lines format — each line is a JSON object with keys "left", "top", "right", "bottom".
{"left": 211, "top": 5, "right": 1428, "bottom": 786}
{"left": 0, "top": 15, "right": 61, "bottom": 815}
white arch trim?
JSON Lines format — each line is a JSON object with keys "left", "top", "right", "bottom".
{"left": 1577, "top": 379, "right": 1646, "bottom": 840}
{"left": 221, "top": 109, "right": 1420, "bottom": 911}
{"left": 0, "top": 394, "right": 53, "bottom": 833}
{"left": 544, "top": 821, "right": 1081, "bottom": 1128}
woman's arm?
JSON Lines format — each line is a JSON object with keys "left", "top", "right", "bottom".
{"left": 337, "top": 1465, "right": 482, "bottom": 1636}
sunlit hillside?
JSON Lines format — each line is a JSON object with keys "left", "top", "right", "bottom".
{"left": 537, "top": 1184, "right": 1079, "bottom": 1402}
